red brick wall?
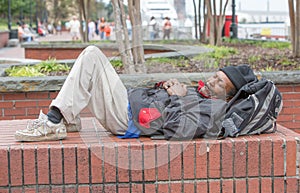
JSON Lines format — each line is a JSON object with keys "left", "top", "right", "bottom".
{"left": 0, "top": 124, "right": 299, "bottom": 192}
{"left": 25, "top": 47, "right": 168, "bottom": 60}
{"left": 0, "top": 84, "right": 300, "bottom": 134}
{"left": 0, "top": 31, "right": 9, "bottom": 48}
{"left": 276, "top": 84, "right": 300, "bottom": 134}
{"left": 0, "top": 91, "right": 93, "bottom": 120}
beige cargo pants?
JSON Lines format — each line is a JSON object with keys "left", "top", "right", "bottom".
{"left": 51, "top": 46, "right": 128, "bottom": 135}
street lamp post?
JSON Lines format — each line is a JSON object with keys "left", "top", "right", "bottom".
{"left": 230, "top": 0, "right": 238, "bottom": 38}
{"left": 7, "top": 0, "right": 12, "bottom": 31}
{"left": 30, "top": 0, "right": 33, "bottom": 27}
{"left": 36, "top": 0, "right": 39, "bottom": 33}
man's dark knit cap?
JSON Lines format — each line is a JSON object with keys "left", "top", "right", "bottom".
{"left": 220, "top": 65, "right": 257, "bottom": 90}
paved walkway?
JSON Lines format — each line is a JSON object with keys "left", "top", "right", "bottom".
{"left": 0, "top": 31, "right": 100, "bottom": 60}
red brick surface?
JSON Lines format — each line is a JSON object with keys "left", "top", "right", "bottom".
{"left": 0, "top": 148, "right": 8, "bottom": 186}
{"left": 233, "top": 138, "right": 247, "bottom": 178}
{"left": 246, "top": 137, "right": 260, "bottom": 177}
{"left": 170, "top": 142, "right": 182, "bottom": 180}
{"left": 0, "top": 118, "right": 299, "bottom": 192}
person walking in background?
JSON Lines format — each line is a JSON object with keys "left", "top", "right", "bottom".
{"left": 104, "top": 23, "right": 112, "bottom": 40}
{"left": 88, "top": 19, "right": 96, "bottom": 40}
{"left": 47, "top": 22, "right": 54, "bottom": 34}
{"left": 126, "top": 15, "right": 132, "bottom": 40}
{"left": 98, "top": 17, "right": 106, "bottom": 40}
{"left": 148, "top": 16, "right": 158, "bottom": 40}
{"left": 69, "top": 16, "right": 80, "bottom": 41}
{"left": 163, "top": 17, "right": 172, "bottom": 40}
{"left": 56, "top": 20, "right": 62, "bottom": 35}
{"left": 18, "top": 22, "right": 35, "bottom": 42}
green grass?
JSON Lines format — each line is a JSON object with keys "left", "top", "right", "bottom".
{"left": 248, "top": 55, "right": 261, "bottom": 64}
{"left": 193, "top": 45, "right": 238, "bottom": 68}
{"left": 223, "top": 38, "right": 291, "bottom": 50}
{"left": 0, "top": 19, "right": 17, "bottom": 31}
{"left": 5, "top": 58, "right": 70, "bottom": 77}
{"left": 146, "top": 56, "right": 189, "bottom": 68}
{"left": 279, "top": 57, "right": 297, "bottom": 66}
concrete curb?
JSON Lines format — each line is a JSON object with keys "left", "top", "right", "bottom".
{"left": 0, "top": 71, "right": 299, "bottom": 92}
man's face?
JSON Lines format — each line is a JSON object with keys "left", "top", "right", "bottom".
{"left": 199, "top": 71, "right": 235, "bottom": 101}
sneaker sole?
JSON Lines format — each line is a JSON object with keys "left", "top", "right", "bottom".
{"left": 15, "top": 132, "right": 67, "bottom": 142}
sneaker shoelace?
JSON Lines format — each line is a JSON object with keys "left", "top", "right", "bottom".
{"left": 26, "top": 118, "right": 48, "bottom": 136}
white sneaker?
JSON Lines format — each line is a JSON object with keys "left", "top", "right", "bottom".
{"left": 15, "top": 110, "right": 67, "bottom": 142}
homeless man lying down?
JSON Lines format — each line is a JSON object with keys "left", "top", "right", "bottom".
{"left": 15, "top": 45, "right": 263, "bottom": 142}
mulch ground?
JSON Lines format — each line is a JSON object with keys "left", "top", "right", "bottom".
{"left": 116, "top": 41, "right": 300, "bottom": 74}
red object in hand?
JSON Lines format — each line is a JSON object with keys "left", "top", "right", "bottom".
{"left": 197, "top": 80, "right": 210, "bottom": 98}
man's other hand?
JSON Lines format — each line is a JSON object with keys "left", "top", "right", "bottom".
{"left": 163, "top": 79, "right": 187, "bottom": 96}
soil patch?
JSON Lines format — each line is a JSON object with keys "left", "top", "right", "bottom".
{"left": 116, "top": 41, "right": 300, "bottom": 74}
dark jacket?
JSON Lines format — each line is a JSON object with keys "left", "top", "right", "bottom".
{"left": 127, "top": 87, "right": 227, "bottom": 140}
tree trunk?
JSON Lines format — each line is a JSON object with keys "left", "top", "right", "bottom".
{"left": 205, "top": 0, "right": 215, "bottom": 45}
{"left": 215, "top": 0, "right": 229, "bottom": 45}
{"left": 119, "top": 0, "right": 135, "bottom": 73}
{"left": 192, "top": 0, "right": 198, "bottom": 39}
{"left": 111, "top": 0, "right": 134, "bottom": 73}
{"left": 288, "top": 0, "right": 295, "bottom": 52}
{"left": 205, "top": 0, "right": 229, "bottom": 45}
{"left": 77, "top": 0, "right": 88, "bottom": 42}
{"left": 128, "top": 0, "right": 146, "bottom": 73}
{"left": 200, "top": 0, "right": 208, "bottom": 43}
{"left": 212, "top": 0, "right": 217, "bottom": 44}
{"left": 296, "top": 0, "right": 300, "bottom": 56}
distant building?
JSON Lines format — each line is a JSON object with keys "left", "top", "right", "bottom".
{"left": 141, "top": 0, "right": 178, "bottom": 26}
{"left": 235, "top": 10, "right": 289, "bottom": 23}
{"left": 173, "top": 0, "right": 186, "bottom": 20}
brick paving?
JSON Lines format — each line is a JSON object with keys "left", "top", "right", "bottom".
{"left": 0, "top": 117, "right": 137, "bottom": 146}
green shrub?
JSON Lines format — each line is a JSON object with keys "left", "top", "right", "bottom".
{"left": 5, "top": 58, "right": 70, "bottom": 77}
{"left": 5, "top": 65, "right": 45, "bottom": 77}
{"left": 110, "top": 59, "right": 123, "bottom": 68}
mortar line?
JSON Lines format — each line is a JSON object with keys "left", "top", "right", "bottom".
{"left": 21, "top": 144, "right": 24, "bottom": 190}
{"left": 193, "top": 141, "right": 197, "bottom": 193}
{"left": 75, "top": 145, "right": 78, "bottom": 191}
{"left": 48, "top": 145, "right": 52, "bottom": 193}
{"left": 128, "top": 142, "right": 132, "bottom": 193}
{"left": 220, "top": 142, "right": 223, "bottom": 193}
{"left": 7, "top": 146, "right": 11, "bottom": 193}
{"left": 34, "top": 146, "right": 38, "bottom": 193}
{"left": 61, "top": 144, "right": 65, "bottom": 193}
{"left": 141, "top": 143, "right": 145, "bottom": 193}
{"left": 88, "top": 145, "right": 92, "bottom": 193}
{"left": 271, "top": 138, "right": 274, "bottom": 193}
{"left": 167, "top": 142, "right": 171, "bottom": 193}
{"left": 115, "top": 143, "right": 119, "bottom": 193}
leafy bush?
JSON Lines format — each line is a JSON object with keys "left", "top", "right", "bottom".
{"left": 5, "top": 58, "right": 70, "bottom": 77}
{"left": 110, "top": 59, "right": 123, "bottom": 68}
{"left": 5, "top": 66, "right": 45, "bottom": 77}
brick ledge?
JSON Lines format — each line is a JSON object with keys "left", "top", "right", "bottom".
{"left": 0, "top": 118, "right": 299, "bottom": 192}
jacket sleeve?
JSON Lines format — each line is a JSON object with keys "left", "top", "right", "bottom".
{"left": 162, "top": 92, "right": 227, "bottom": 140}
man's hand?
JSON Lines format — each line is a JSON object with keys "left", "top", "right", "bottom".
{"left": 163, "top": 79, "right": 187, "bottom": 96}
